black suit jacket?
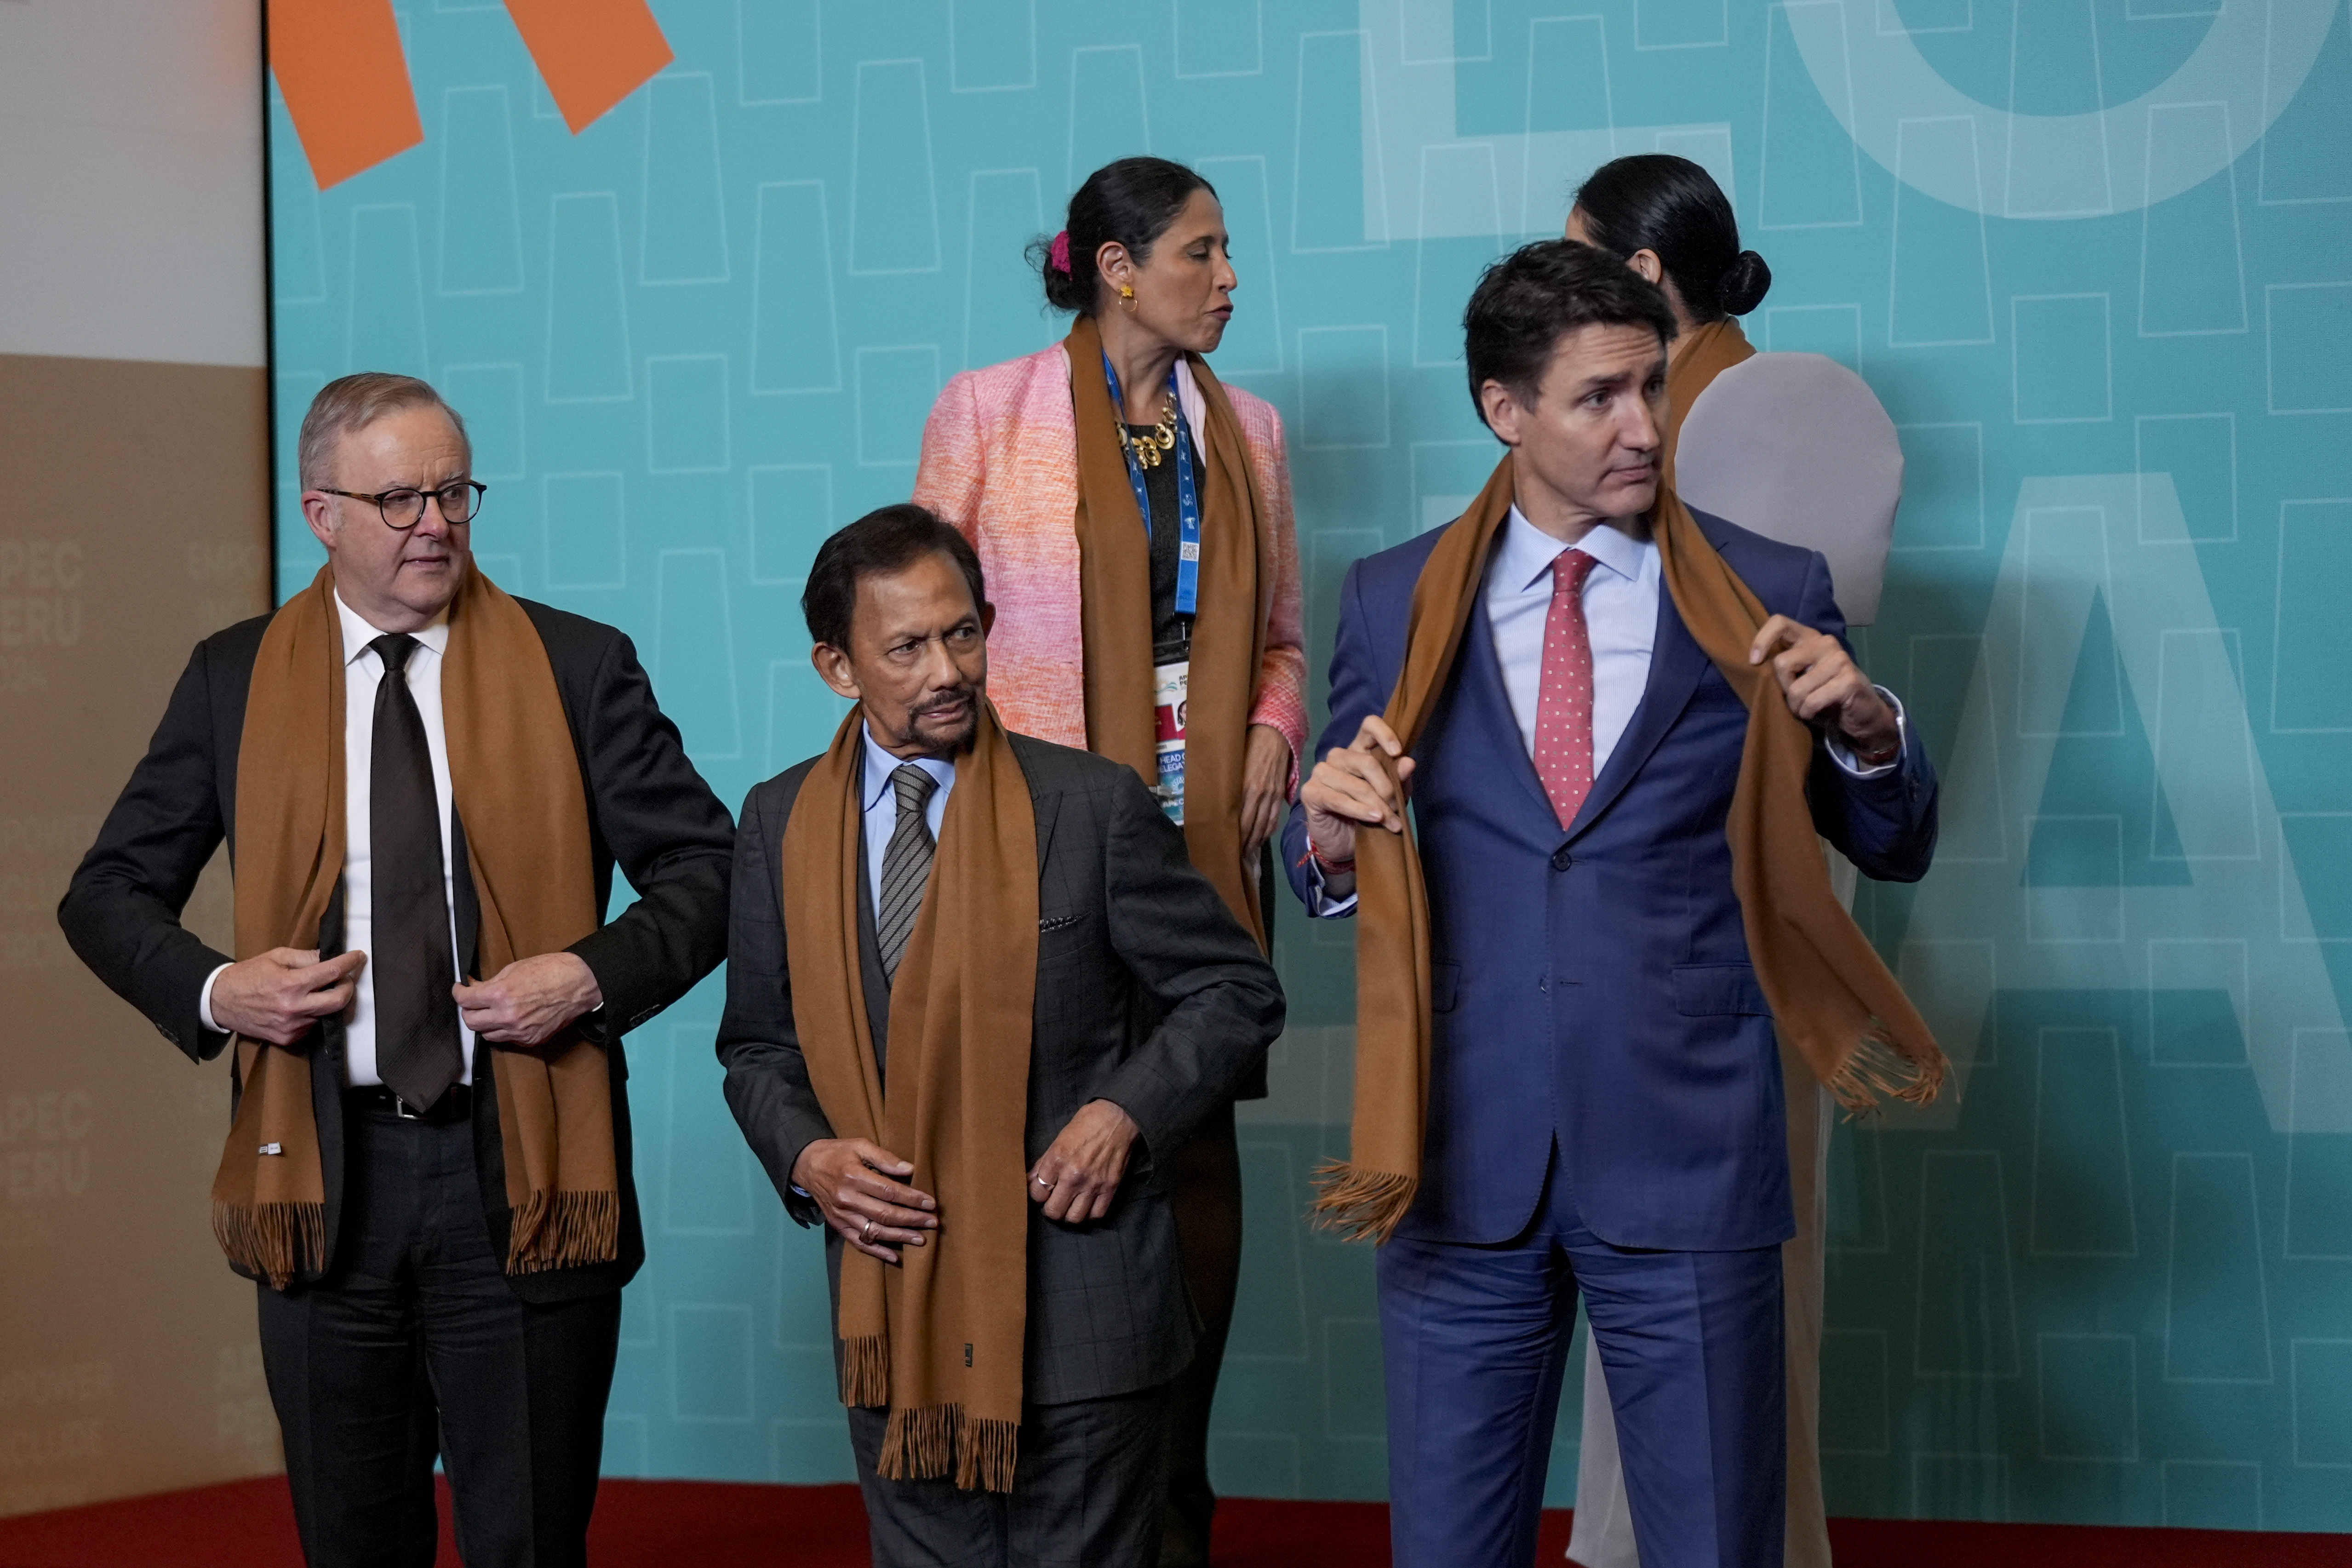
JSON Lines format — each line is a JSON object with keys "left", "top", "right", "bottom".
{"left": 718, "top": 732, "right": 1283, "bottom": 1405}
{"left": 58, "top": 598, "right": 736, "bottom": 1301}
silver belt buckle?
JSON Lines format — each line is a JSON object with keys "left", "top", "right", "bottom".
{"left": 393, "top": 1094, "right": 421, "bottom": 1121}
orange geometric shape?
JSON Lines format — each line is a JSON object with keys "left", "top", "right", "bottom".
{"left": 503, "top": 0, "right": 674, "bottom": 134}
{"left": 268, "top": 0, "right": 425, "bottom": 189}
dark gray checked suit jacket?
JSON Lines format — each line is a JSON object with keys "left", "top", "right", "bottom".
{"left": 718, "top": 730, "right": 1284, "bottom": 1406}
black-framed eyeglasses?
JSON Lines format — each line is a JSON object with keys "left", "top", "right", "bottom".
{"left": 317, "top": 480, "right": 487, "bottom": 529}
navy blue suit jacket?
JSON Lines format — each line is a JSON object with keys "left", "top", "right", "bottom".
{"left": 1284, "top": 508, "right": 1938, "bottom": 1252}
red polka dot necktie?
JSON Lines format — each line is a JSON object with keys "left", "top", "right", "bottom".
{"left": 1534, "top": 549, "right": 1600, "bottom": 830}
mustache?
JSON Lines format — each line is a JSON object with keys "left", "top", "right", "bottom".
{"left": 910, "top": 685, "right": 977, "bottom": 717}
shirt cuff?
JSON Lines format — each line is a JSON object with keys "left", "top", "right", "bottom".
{"left": 198, "top": 962, "right": 232, "bottom": 1034}
{"left": 1303, "top": 855, "right": 1360, "bottom": 919}
{"left": 1825, "top": 687, "right": 1908, "bottom": 778}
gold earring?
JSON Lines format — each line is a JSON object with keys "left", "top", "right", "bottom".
{"left": 1119, "top": 284, "right": 1136, "bottom": 306}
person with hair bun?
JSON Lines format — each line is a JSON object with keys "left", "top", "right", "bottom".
{"left": 1565, "top": 155, "right": 1853, "bottom": 1568}
{"left": 913, "top": 154, "right": 1305, "bottom": 1568}
{"left": 1568, "top": 153, "right": 1771, "bottom": 461}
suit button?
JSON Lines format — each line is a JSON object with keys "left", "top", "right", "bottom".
{"left": 1550, "top": 847, "right": 1573, "bottom": 871}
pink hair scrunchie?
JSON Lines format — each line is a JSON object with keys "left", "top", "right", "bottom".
{"left": 1048, "top": 230, "right": 1072, "bottom": 275}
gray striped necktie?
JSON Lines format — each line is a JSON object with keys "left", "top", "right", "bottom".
{"left": 876, "top": 763, "right": 940, "bottom": 982}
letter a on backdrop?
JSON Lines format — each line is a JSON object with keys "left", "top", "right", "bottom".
{"left": 270, "top": 0, "right": 670, "bottom": 189}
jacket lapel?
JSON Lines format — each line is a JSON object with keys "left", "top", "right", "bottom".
{"left": 450, "top": 812, "right": 480, "bottom": 980}
{"left": 854, "top": 828, "right": 890, "bottom": 1080}
{"left": 1566, "top": 578, "right": 1710, "bottom": 841}
{"left": 1454, "top": 593, "right": 1560, "bottom": 828}
{"left": 1028, "top": 778, "right": 1064, "bottom": 876}
{"left": 849, "top": 751, "right": 892, "bottom": 1079}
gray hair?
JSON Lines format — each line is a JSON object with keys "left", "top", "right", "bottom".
{"left": 296, "top": 372, "right": 469, "bottom": 492}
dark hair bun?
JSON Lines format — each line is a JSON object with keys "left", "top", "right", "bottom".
{"left": 1032, "top": 234, "right": 1092, "bottom": 314}
{"left": 1718, "top": 250, "right": 1771, "bottom": 316}
{"left": 1573, "top": 155, "right": 1767, "bottom": 324}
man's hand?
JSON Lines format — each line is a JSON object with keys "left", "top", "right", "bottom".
{"left": 1747, "top": 615, "right": 1899, "bottom": 758}
{"left": 1299, "top": 715, "right": 1416, "bottom": 900}
{"left": 453, "top": 952, "right": 603, "bottom": 1047}
{"left": 210, "top": 948, "right": 367, "bottom": 1046}
{"left": 792, "top": 1138, "right": 938, "bottom": 1265}
{"left": 1029, "top": 1099, "right": 1140, "bottom": 1224}
{"left": 1239, "top": 723, "right": 1293, "bottom": 861}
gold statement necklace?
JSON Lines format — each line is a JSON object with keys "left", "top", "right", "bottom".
{"left": 1116, "top": 393, "right": 1180, "bottom": 470}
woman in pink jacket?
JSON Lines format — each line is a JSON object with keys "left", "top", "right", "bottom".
{"left": 913, "top": 155, "right": 1305, "bottom": 1566}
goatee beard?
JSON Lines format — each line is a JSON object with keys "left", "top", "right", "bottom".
{"left": 888, "top": 690, "right": 979, "bottom": 755}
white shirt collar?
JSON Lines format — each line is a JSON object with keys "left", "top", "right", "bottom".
{"left": 859, "top": 721, "right": 957, "bottom": 812}
{"left": 1172, "top": 358, "right": 1208, "bottom": 442}
{"left": 334, "top": 588, "right": 452, "bottom": 666}
{"left": 1496, "top": 504, "right": 1652, "bottom": 594}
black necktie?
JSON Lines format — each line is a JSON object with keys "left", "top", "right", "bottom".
{"left": 876, "top": 764, "right": 939, "bottom": 983}
{"left": 369, "top": 634, "right": 462, "bottom": 1110}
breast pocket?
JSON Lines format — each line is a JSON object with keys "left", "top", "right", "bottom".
{"left": 1036, "top": 908, "right": 1091, "bottom": 966}
{"left": 1671, "top": 963, "right": 1771, "bottom": 1017}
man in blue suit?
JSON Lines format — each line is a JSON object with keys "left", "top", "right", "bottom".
{"left": 1285, "top": 242, "right": 1938, "bottom": 1567}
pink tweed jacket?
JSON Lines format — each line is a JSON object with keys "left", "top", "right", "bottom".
{"left": 912, "top": 344, "right": 1309, "bottom": 784}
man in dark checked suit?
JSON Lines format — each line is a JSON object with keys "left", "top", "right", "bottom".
{"left": 718, "top": 504, "right": 1282, "bottom": 1566}
{"left": 59, "top": 373, "right": 734, "bottom": 1568}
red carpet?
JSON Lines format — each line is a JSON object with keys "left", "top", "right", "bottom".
{"left": 0, "top": 1476, "right": 2342, "bottom": 1565}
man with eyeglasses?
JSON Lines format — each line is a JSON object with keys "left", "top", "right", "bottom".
{"left": 58, "top": 372, "right": 734, "bottom": 1568}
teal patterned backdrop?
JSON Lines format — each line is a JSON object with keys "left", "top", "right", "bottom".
{"left": 266, "top": 0, "right": 2352, "bottom": 1531}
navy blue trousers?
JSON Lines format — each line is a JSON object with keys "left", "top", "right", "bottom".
{"left": 1378, "top": 1148, "right": 1785, "bottom": 1568}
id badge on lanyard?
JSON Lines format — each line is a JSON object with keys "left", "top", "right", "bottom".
{"left": 1107, "top": 352, "right": 1202, "bottom": 824}
{"left": 1103, "top": 354, "right": 1202, "bottom": 618}
{"left": 1152, "top": 659, "right": 1189, "bottom": 825}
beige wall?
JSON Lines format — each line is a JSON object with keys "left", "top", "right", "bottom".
{"left": 0, "top": 0, "right": 274, "bottom": 1520}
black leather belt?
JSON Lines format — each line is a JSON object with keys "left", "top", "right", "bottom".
{"left": 345, "top": 1083, "right": 473, "bottom": 1124}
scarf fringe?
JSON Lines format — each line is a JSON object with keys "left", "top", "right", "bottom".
{"left": 1308, "top": 1162, "right": 1417, "bottom": 1245}
{"left": 213, "top": 1200, "right": 326, "bottom": 1291}
{"left": 955, "top": 1415, "right": 1019, "bottom": 1494}
{"left": 881, "top": 1402, "right": 953, "bottom": 1480}
{"left": 837, "top": 1334, "right": 889, "bottom": 1409}
{"left": 876, "top": 1403, "right": 1020, "bottom": 1493}
{"left": 1826, "top": 1023, "right": 1950, "bottom": 1116}
{"left": 505, "top": 1189, "right": 621, "bottom": 1275}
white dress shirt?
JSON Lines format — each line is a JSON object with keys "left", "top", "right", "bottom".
{"left": 860, "top": 723, "right": 956, "bottom": 915}
{"left": 200, "top": 592, "right": 475, "bottom": 1086}
{"left": 1306, "top": 507, "right": 1904, "bottom": 914}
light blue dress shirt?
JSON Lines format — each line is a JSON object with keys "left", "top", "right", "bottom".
{"left": 1487, "top": 506, "right": 1660, "bottom": 771}
{"left": 1306, "top": 507, "right": 1904, "bottom": 914}
{"left": 860, "top": 723, "right": 956, "bottom": 915}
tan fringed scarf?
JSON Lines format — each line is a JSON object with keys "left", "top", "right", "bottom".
{"left": 212, "top": 562, "right": 619, "bottom": 1287}
{"left": 1065, "top": 314, "right": 1275, "bottom": 947}
{"left": 1312, "top": 456, "right": 1946, "bottom": 1243}
{"left": 779, "top": 703, "right": 1040, "bottom": 1492}
{"left": 1664, "top": 316, "right": 1755, "bottom": 460}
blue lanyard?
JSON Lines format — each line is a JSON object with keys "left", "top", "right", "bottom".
{"left": 1102, "top": 353, "right": 1201, "bottom": 618}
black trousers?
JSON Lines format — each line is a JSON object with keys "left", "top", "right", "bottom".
{"left": 848, "top": 1384, "right": 1171, "bottom": 1568}
{"left": 256, "top": 1099, "right": 622, "bottom": 1568}
{"left": 1162, "top": 853, "right": 1274, "bottom": 1553}
{"left": 1163, "top": 1101, "right": 1242, "bottom": 1542}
